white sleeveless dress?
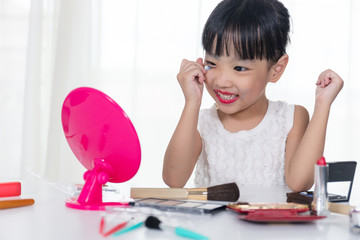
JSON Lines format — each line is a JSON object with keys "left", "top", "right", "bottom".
{"left": 194, "top": 100, "right": 294, "bottom": 187}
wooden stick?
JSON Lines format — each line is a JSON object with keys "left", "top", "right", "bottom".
{"left": 0, "top": 199, "right": 35, "bottom": 210}
{"left": 131, "top": 188, "right": 189, "bottom": 199}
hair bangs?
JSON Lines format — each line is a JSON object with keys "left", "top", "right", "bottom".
{"left": 204, "top": 15, "right": 273, "bottom": 62}
{"left": 202, "top": 0, "right": 289, "bottom": 63}
{"left": 222, "top": 26, "right": 267, "bottom": 61}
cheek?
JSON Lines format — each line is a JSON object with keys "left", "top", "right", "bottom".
{"left": 237, "top": 81, "right": 265, "bottom": 100}
{"left": 238, "top": 90, "right": 249, "bottom": 101}
{"left": 204, "top": 74, "right": 213, "bottom": 89}
{"left": 204, "top": 81, "right": 214, "bottom": 95}
{"left": 236, "top": 80, "right": 253, "bottom": 94}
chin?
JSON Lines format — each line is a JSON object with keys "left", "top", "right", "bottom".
{"left": 215, "top": 102, "right": 242, "bottom": 115}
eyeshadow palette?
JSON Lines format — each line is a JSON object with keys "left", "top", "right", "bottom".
{"left": 130, "top": 198, "right": 226, "bottom": 214}
{"left": 227, "top": 202, "right": 326, "bottom": 223}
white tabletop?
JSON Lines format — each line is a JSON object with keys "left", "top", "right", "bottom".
{"left": 0, "top": 176, "right": 359, "bottom": 240}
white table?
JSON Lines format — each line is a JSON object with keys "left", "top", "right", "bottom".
{"left": 0, "top": 176, "right": 359, "bottom": 240}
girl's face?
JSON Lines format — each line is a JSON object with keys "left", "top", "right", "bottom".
{"left": 204, "top": 53, "right": 274, "bottom": 115}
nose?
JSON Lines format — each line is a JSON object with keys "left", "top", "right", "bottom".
{"left": 213, "top": 70, "right": 232, "bottom": 88}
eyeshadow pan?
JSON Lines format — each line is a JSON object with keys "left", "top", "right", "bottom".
{"left": 160, "top": 200, "right": 182, "bottom": 206}
{"left": 137, "top": 198, "right": 163, "bottom": 204}
{"left": 177, "top": 202, "right": 204, "bottom": 208}
{"left": 196, "top": 204, "right": 220, "bottom": 210}
{"left": 131, "top": 198, "right": 226, "bottom": 214}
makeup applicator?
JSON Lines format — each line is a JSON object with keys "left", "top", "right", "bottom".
{"left": 145, "top": 215, "right": 209, "bottom": 240}
{"left": 131, "top": 182, "right": 240, "bottom": 202}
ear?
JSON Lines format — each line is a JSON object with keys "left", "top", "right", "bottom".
{"left": 269, "top": 54, "right": 289, "bottom": 83}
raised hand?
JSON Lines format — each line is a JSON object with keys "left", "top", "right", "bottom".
{"left": 177, "top": 58, "right": 206, "bottom": 105}
{"left": 315, "top": 69, "right": 344, "bottom": 106}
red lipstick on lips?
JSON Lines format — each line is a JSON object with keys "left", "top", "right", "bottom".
{"left": 215, "top": 89, "right": 239, "bottom": 104}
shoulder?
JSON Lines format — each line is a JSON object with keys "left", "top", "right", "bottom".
{"left": 269, "top": 100, "right": 294, "bottom": 111}
{"left": 286, "top": 105, "right": 309, "bottom": 153}
{"left": 271, "top": 101, "right": 308, "bottom": 121}
{"left": 267, "top": 100, "right": 296, "bottom": 132}
{"left": 268, "top": 100, "right": 295, "bottom": 120}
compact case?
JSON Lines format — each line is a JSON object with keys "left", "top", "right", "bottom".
{"left": 130, "top": 198, "right": 226, "bottom": 214}
{"left": 227, "top": 202, "right": 326, "bottom": 222}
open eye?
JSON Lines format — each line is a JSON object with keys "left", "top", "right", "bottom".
{"left": 234, "top": 66, "right": 247, "bottom": 72}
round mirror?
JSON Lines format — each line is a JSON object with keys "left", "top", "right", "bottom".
{"left": 61, "top": 87, "right": 141, "bottom": 210}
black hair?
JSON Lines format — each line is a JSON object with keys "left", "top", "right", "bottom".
{"left": 202, "top": 0, "right": 290, "bottom": 63}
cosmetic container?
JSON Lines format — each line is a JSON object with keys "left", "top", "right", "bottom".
{"left": 350, "top": 208, "right": 360, "bottom": 234}
{"left": 312, "top": 156, "right": 329, "bottom": 216}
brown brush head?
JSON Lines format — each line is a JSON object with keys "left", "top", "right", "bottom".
{"left": 207, "top": 182, "right": 240, "bottom": 202}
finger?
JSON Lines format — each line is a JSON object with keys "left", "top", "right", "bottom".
{"left": 195, "top": 58, "right": 206, "bottom": 83}
{"left": 316, "top": 72, "right": 325, "bottom": 85}
{"left": 195, "top": 70, "right": 206, "bottom": 83}
{"left": 181, "top": 59, "right": 201, "bottom": 71}
{"left": 182, "top": 63, "right": 207, "bottom": 79}
{"left": 196, "top": 57, "right": 203, "bottom": 65}
{"left": 178, "top": 59, "right": 206, "bottom": 84}
{"left": 321, "top": 69, "right": 339, "bottom": 81}
{"left": 316, "top": 77, "right": 324, "bottom": 87}
{"left": 317, "top": 69, "right": 333, "bottom": 87}
{"left": 181, "top": 66, "right": 203, "bottom": 80}
{"left": 179, "top": 59, "right": 191, "bottom": 73}
{"left": 196, "top": 58, "right": 207, "bottom": 74}
{"left": 324, "top": 77, "right": 332, "bottom": 86}
{"left": 197, "top": 73, "right": 206, "bottom": 84}
{"left": 181, "top": 63, "right": 205, "bottom": 82}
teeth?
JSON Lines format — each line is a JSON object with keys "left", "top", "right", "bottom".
{"left": 217, "top": 91, "right": 238, "bottom": 100}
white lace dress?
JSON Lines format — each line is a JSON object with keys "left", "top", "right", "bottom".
{"left": 194, "top": 100, "right": 294, "bottom": 187}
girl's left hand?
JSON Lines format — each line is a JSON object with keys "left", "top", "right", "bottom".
{"left": 315, "top": 69, "right": 344, "bottom": 106}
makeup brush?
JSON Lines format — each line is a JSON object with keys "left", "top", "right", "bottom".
{"left": 145, "top": 215, "right": 209, "bottom": 240}
{"left": 131, "top": 182, "right": 239, "bottom": 202}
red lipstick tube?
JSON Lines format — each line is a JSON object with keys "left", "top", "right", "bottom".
{"left": 0, "top": 182, "right": 21, "bottom": 197}
{"left": 312, "top": 157, "right": 329, "bottom": 216}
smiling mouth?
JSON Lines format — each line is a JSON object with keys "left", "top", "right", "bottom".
{"left": 215, "top": 90, "right": 239, "bottom": 104}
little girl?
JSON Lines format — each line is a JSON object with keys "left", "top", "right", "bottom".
{"left": 162, "top": 0, "right": 343, "bottom": 192}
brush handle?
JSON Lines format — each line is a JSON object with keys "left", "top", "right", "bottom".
{"left": 328, "top": 202, "right": 355, "bottom": 215}
{"left": 0, "top": 199, "right": 35, "bottom": 210}
{"left": 130, "top": 187, "right": 208, "bottom": 200}
{"left": 175, "top": 227, "right": 209, "bottom": 240}
{"left": 131, "top": 188, "right": 189, "bottom": 199}
{"left": 187, "top": 188, "right": 207, "bottom": 200}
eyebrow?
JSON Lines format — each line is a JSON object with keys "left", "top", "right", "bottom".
{"left": 205, "top": 53, "right": 254, "bottom": 65}
{"left": 204, "top": 53, "right": 219, "bottom": 60}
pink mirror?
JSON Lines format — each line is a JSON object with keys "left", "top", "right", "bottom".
{"left": 61, "top": 87, "right": 141, "bottom": 210}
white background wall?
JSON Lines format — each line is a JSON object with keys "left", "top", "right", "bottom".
{"left": 0, "top": 1, "right": 359, "bottom": 197}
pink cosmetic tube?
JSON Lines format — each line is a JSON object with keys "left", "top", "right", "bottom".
{"left": 0, "top": 182, "right": 21, "bottom": 197}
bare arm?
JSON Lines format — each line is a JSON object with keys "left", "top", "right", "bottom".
{"left": 163, "top": 58, "right": 206, "bottom": 187}
{"left": 285, "top": 69, "right": 344, "bottom": 192}
{"left": 163, "top": 103, "right": 202, "bottom": 187}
